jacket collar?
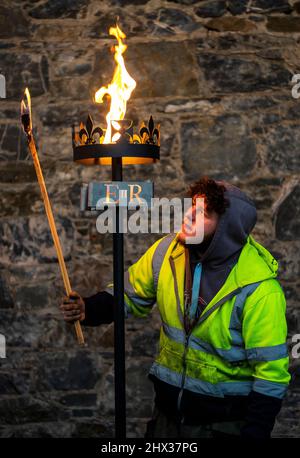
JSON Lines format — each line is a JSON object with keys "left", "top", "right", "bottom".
{"left": 168, "top": 233, "right": 277, "bottom": 319}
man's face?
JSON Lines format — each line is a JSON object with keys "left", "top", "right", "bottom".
{"left": 178, "top": 194, "right": 220, "bottom": 245}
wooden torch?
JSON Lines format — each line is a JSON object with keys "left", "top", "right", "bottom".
{"left": 21, "top": 88, "right": 84, "bottom": 345}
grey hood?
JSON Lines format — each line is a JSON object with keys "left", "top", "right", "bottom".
{"left": 187, "top": 182, "right": 257, "bottom": 308}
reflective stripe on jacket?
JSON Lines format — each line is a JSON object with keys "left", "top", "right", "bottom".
{"left": 106, "top": 233, "right": 290, "bottom": 399}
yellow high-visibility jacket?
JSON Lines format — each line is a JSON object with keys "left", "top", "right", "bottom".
{"left": 106, "top": 233, "right": 290, "bottom": 400}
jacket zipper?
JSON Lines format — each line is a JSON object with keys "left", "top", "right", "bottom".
{"left": 176, "top": 330, "right": 191, "bottom": 414}
{"left": 169, "top": 255, "right": 192, "bottom": 416}
{"left": 169, "top": 255, "right": 247, "bottom": 418}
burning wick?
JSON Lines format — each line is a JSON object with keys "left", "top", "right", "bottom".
{"left": 20, "top": 88, "right": 32, "bottom": 135}
{"left": 94, "top": 24, "right": 136, "bottom": 144}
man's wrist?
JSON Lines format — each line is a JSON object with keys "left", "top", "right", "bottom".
{"left": 81, "top": 291, "right": 114, "bottom": 326}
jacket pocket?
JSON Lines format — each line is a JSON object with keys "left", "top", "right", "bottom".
{"left": 156, "top": 346, "right": 183, "bottom": 374}
{"left": 158, "top": 346, "right": 218, "bottom": 384}
{"left": 185, "top": 354, "right": 218, "bottom": 384}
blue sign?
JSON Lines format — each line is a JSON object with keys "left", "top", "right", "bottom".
{"left": 80, "top": 181, "right": 153, "bottom": 211}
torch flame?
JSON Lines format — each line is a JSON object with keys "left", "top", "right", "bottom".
{"left": 94, "top": 25, "right": 136, "bottom": 143}
{"left": 20, "top": 87, "right": 32, "bottom": 134}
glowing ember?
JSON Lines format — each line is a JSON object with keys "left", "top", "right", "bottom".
{"left": 94, "top": 25, "right": 136, "bottom": 144}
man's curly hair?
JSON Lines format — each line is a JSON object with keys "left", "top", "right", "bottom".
{"left": 186, "top": 176, "right": 229, "bottom": 215}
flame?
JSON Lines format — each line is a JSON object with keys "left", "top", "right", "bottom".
{"left": 20, "top": 87, "right": 32, "bottom": 133}
{"left": 94, "top": 25, "right": 136, "bottom": 144}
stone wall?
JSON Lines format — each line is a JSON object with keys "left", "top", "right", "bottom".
{"left": 0, "top": 0, "right": 299, "bottom": 438}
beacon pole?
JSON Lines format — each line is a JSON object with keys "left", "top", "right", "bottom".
{"left": 112, "top": 156, "right": 126, "bottom": 438}
{"left": 73, "top": 118, "right": 160, "bottom": 439}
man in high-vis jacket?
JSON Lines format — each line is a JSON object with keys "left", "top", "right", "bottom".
{"left": 61, "top": 177, "right": 290, "bottom": 438}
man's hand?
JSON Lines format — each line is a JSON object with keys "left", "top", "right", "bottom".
{"left": 60, "top": 291, "right": 85, "bottom": 323}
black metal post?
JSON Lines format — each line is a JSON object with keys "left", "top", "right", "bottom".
{"left": 73, "top": 116, "right": 159, "bottom": 438}
{"left": 112, "top": 157, "right": 126, "bottom": 438}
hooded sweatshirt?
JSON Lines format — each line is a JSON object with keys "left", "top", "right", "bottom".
{"left": 187, "top": 182, "right": 257, "bottom": 312}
